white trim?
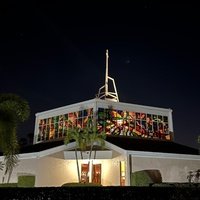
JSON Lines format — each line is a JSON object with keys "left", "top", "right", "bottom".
{"left": 1, "top": 141, "right": 198, "bottom": 161}
{"left": 65, "top": 141, "right": 127, "bottom": 156}
{"left": 105, "top": 141, "right": 127, "bottom": 155}
{"left": 96, "top": 99, "right": 172, "bottom": 114}
{"left": 64, "top": 150, "right": 113, "bottom": 160}
{"left": 17, "top": 145, "right": 67, "bottom": 160}
{"left": 65, "top": 141, "right": 76, "bottom": 150}
{"left": 0, "top": 141, "right": 126, "bottom": 161}
{"left": 33, "top": 116, "right": 39, "bottom": 144}
{"left": 127, "top": 150, "right": 200, "bottom": 161}
{"left": 35, "top": 98, "right": 172, "bottom": 118}
{"left": 169, "top": 109, "right": 174, "bottom": 132}
{"left": 0, "top": 141, "right": 121, "bottom": 161}
{"left": 0, "top": 144, "right": 73, "bottom": 161}
{"left": 35, "top": 99, "right": 96, "bottom": 118}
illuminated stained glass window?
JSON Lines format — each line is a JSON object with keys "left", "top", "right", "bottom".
{"left": 37, "top": 108, "right": 93, "bottom": 142}
{"left": 97, "top": 108, "right": 170, "bottom": 141}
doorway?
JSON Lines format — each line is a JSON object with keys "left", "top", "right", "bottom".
{"left": 81, "top": 164, "right": 89, "bottom": 183}
{"left": 92, "top": 164, "right": 101, "bottom": 184}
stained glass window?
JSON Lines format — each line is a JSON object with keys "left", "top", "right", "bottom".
{"left": 37, "top": 106, "right": 170, "bottom": 143}
{"left": 37, "top": 108, "right": 93, "bottom": 142}
{"left": 97, "top": 108, "right": 170, "bottom": 141}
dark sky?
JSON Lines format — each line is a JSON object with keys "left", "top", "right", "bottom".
{"left": 0, "top": 2, "right": 200, "bottom": 149}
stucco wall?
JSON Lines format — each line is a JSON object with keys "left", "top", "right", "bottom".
{"left": 1, "top": 155, "right": 123, "bottom": 186}
{"left": 0, "top": 158, "right": 37, "bottom": 184}
{"left": 1, "top": 156, "right": 69, "bottom": 187}
{"left": 36, "top": 156, "right": 69, "bottom": 186}
{"left": 131, "top": 156, "right": 200, "bottom": 182}
{"left": 2, "top": 153, "right": 199, "bottom": 186}
{"left": 65, "top": 158, "right": 122, "bottom": 186}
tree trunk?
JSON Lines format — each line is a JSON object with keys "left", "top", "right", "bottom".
{"left": 7, "top": 169, "right": 13, "bottom": 183}
{"left": 89, "top": 144, "right": 93, "bottom": 161}
{"left": 80, "top": 151, "right": 83, "bottom": 159}
{"left": 94, "top": 149, "right": 97, "bottom": 160}
{"left": 75, "top": 148, "right": 81, "bottom": 183}
{"left": 86, "top": 144, "right": 93, "bottom": 182}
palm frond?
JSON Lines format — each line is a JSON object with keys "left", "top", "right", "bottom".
{"left": 0, "top": 161, "right": 4, "bottom": 171}
{"left": 0, "top": 93, "right": 29, "bottom": 182}
{"left": 0, "top": 93, "right": 30, "bottom": 123}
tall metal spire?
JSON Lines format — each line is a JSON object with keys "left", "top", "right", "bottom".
{"left": 97, "top": 49, "right": 119, "bottom": 102}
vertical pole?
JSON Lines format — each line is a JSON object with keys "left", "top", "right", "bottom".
{"left": 168, "top": 109, "right": 174, "bottom": 141}
{"left": 105, "top": 49, "right": 109, "bottom": 98}
{"left": 129, "top": 154, "right": 132, "bottom": 186}
{"left": 34, "top": 116, "right": 39, "bottom": 144}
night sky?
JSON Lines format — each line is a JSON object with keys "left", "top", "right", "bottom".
{"left": 0, "top": 2, "right": 200, "bottom": 149}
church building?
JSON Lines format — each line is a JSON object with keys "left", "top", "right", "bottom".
{"left": 0, "top": 50, "right": 199, "bottom": 186}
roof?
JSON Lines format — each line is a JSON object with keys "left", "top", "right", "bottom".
{"left": 106, "top": 136, "right": 199, "bottom": 155}
{"left": 1, "top": 136, "right": 198, "bottom": 156}
{"left": 0, "top": 140, "right": 65, "bottom": 155}
{"left": 20, "top": 140, "right": 64, "bottom": 153}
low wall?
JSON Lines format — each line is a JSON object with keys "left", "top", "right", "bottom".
{"left": 131, "top": 156, "right": 200, "bottom": 183}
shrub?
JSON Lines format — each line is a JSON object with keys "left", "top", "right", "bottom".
{"left": 0, "top": 183, "right": 17, "bottom": 187}
{"left": 131, "top": 170, "right": 162, "bottom": 186}
{"left": 62, "top": 182, "right": 102, "bottom": 187}
{"left": 17, "top": 175, "right": 35, "bottom": 187}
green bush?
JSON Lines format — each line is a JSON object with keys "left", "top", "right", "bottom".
{"left": 17, "top": 175, "right": 35, "bottom": 187}
{"left": 131, "top": 170, "right": 162, "bottom": 186}
{"left": 62, "top": 182, "right": 102, "bottom": 187}
{"left": 150, "top": 183, "right": 175, "bottom": 187}
{"left": 0, "top": 183, "right": 18, "bottom": 187}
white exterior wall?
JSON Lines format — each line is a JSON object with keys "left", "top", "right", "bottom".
{"left": 36, "top": 156, "right": 69, "bottom": 186}
{"left": 65, "top": 157, "right": 123, "bottom": 186}
{"left": 0, "top": 153, "right": 124, "bottom": 186}
{"left": 130, "top": 153, "right": 200, "bottom": 183}
{"left": 3, "top": 156, "right": 69, "bottom": 187}
{"left": 1, "top": 147, "right": 199, "bottom": 186}
{"left": 0, "top": 158, "right": 37, "bottom": 184}
{"left": 103, "top": 155, "right": 125, "bottom": 186}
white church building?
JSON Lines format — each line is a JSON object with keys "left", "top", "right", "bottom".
{"left": 0, "top": 50, "right": 199, "bottom": 187}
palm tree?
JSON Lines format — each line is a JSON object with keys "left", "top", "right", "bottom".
{"left": 79, "top": 125, "right": 106, "bottom": 159}
{"left": 84, "top": 125, "right": 106, "bottom": 182}
{"left": 64, "top": 122, "right": 106, "bottom": 183}
{"left": 0, "top": 93, "right": 30, "bottom": 183}
{"left": 64, "top": 126, "right": 84, "bottom": 183}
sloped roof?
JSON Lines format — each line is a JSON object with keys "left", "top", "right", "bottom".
{"left": 20, "top": 140, "right": 64, "bottom": 153}
{"left": 106, "top": 136, "right": 199, "bottom": 155}
{"left": 1, "top": 136, "right": 198, "bottom": 156}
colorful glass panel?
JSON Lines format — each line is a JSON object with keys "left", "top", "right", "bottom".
{"left": 37, "top": 108, "right": 93, "bottom": 142}
{"left": 97, "top": 108, "right": 170, "bottom": 141}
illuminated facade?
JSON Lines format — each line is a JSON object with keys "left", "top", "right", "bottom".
{"left": 0, "top": 98, "right": 199, "bottom": 187}
{"left": 1, "top": 49, "right": 199, "bottom": 187}
{"left": 34, "top": 98, "right": 173, "bottom": 144}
